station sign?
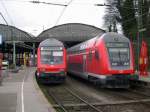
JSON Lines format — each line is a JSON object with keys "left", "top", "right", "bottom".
{"left": 0, "top": 34, "right": 2, "bottom": 45}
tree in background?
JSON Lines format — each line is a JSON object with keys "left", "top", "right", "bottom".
{"left": 103, "top": 0, "right": 121, "bottom": 32}
{"left": 104, "top": 0, "right": 150, "bottom": 40}
{"left": 118, "top": 0, "right": 138, "bottom": 39}
{"left": 141, "top": 0, "right": 150, "bottom": 38}
{"left": 146, "top": 4, "right": 150, "bottom": 38}
{"left": 104, "top": 0, "right": 138, "bottom": 40}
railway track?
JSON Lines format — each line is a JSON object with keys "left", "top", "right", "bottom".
{"left": 47, "top": 86, "right": 103, "bottom": 112}
{"left": 37, "top": 76, "right": 150, "bottom": 112}
{"left": 129, "top": 82, "right": 150, "bottom": 97}
{"left": 45, "top": 84, "right": 150, "bottom": 112}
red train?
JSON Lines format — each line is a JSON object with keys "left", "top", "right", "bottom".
{"left": 67, "top": 32, "right": 135, "bottom": 88}
{"left": 36, "top": 38, "right": 67, "bottom": 83}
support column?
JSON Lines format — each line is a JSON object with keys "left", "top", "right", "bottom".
{"left": 13, "top": 41, "right": 16, "bottom": 68}
{"left": 33, "top": 43, "right": 35, "bottom": 66}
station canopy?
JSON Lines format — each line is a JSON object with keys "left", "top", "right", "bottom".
{"left": 0, "top": 24, "right": 35, "bottom": 43}
{"left": 37, "top": 23, "right": 105, "bottom": 43}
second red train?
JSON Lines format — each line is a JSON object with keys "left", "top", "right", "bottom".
{"left": 67, "top": 32, "right": 135, "bottom": 88}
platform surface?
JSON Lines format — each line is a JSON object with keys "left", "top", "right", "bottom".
{"left": 139, "top": 75, "right": 150, "bottom": 83}
{"left": 0, "top": 68, "right": 56, "bottom": 112}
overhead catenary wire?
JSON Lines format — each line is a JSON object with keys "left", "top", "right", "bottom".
{"left": 29, "top": 1, "right": 67, "bottom": 6}
{"left": 0, "top": 12, "right": 9, "bottom": 25}
{"left": 1, "top": 0, "right": 15, "bottom": 25}
{"left": 28, "top": 0, "right": 74, "bottom": 27}
{"left": 54, "top": 0, "right": 74, "bottom": 26}
{"left": 2, "top": 0, "right": 26, "bottom": 2}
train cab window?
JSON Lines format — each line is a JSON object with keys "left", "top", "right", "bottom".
{"left": 108, "top": 48, "right": 130, "bottom": 66}
{"left": 41, "top": 50, "right": 63, "bottom": 65}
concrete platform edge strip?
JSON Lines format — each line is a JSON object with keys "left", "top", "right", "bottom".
{"left": 32, "top": 75, "right": 57, "bottom": 112}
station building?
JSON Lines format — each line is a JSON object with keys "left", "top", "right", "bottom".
{"left": 0, "top": 23, "right": 105, "bottom": 66}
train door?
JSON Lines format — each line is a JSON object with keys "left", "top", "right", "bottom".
{"left": 83, "top": 54, "right": 87, "bottom": 73}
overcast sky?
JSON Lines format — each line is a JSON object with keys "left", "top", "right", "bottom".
{"left": 0, "top": 0, "right": 106, "bottom": 36}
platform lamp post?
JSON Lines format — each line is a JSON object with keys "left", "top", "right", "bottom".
{"left": 32, "top": 42, "right": 35, "bottom": 67}
{"left": 13, "top": 42, "right": 16, "bottom": 68}
{"left": 9, "top": 26, "right": 16, "bottom": 68}
{"left": 32, "top": 29, "right": 37, "bottom": 67}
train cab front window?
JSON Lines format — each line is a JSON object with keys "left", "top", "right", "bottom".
{"left": 107, "top": 43, "right": 130, "bottom": 67}
{"left": 41, "top": 50, "right": 63, "bottom": 65}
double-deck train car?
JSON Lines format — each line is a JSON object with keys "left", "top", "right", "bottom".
{"left": 36, "top": 38, "right": 67, "bottom": 83}
{"left": 67, "top": 32, "right": 135, "bottom": 88}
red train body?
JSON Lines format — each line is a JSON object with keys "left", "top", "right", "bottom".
{"left": 67, "top": 32, "right": 135, "bottom": 88}
{"left": 36, "top": 38, "right": 67, "bottom": 83}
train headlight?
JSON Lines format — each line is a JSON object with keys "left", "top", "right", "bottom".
{"left": 59, "top": 69, "right": 65, "bottom": 76}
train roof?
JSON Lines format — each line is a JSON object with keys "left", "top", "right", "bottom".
{"left": 39, "top": 38, "right": 64, "bottom": 47}
{"left": 67, "top": 32, "right": 130, "bottom": 52}
{"left": 102, "top": 32, "right": 130, "bottom": 42}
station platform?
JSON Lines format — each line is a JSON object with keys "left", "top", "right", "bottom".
{"left": 139, "top": 74, "right": 150, "bottom": 83}
{"left": 132, "top": 71, "right": 150, "bottom": 86}
{"left": 0, "top": 68, "right": 56, "bottom": 112}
